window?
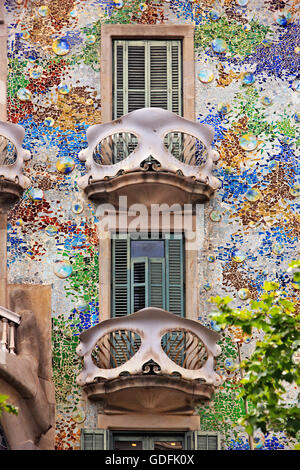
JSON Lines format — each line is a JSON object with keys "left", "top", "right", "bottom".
{"left": 112, "top": 432, "right": 185, "bottom": 450}
{"left": 100, "top": 24, "right": 194, "bottom": 122}
{"left": 113, "top": 39, "right": 182, "bottom": 119}
{"left": 185, "top": 431, "right": 220, "bottom": 450}
{"left": 81, "top": 429, "right": 110, "bottom": 450}
{"left": 81, "top": 429, "right": 220, "bottom": 450}
{"left": 111, "top": 233, "right": 185, "bottom": 318}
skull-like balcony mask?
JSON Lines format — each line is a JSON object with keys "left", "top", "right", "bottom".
{"left": 78, "top": 108, "right": 221, "bottom": 192}
{"left": 76, "top": 307, "right": 222, "bottom": 387}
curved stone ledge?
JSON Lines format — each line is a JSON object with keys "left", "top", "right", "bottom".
{"left": 84, "top": 375, "right": 214, "bottom": 414}
{"left": 84, "top": 170, "right": 214, "bottom": 207}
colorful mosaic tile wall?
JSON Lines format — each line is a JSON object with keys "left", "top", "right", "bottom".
{"left": 4, "top": 0, "right": 299, "bottom": 450}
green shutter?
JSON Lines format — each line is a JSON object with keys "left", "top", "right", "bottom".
{"left": 112, "top": 236, "right": 130, "bottom": 317}
{"left": 112, "top": 235, "right": 184, "bottom": 317}
{"left": 149, "top": 258, "right": 166, "bottom": 309}
{"left": 131, "top": 257, "right": 148, "bottom": 313}
{"left": 81, "top": 429, "right": 111, "bottom": 450}
{"left": 113, "top": 40, "right": 182, "bottom": 119}
{"left": 166, "top": 235, "right": 185, "bottom": 317}
{"left": 185, "top": 432, "right": 220, "bottom": 450}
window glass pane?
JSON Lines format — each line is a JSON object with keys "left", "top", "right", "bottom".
{"left": 131, "top": 240, "right": 164, "bottom": 258}
{"left": 114, "top": 441, "right": 143, "bottom": 450}
{"left": 154, "top": 441, "right": 183, "bottom": 450}
{"left": 133, "top": 285, "right": 146, "bottom": 311}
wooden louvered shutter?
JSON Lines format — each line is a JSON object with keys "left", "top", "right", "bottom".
{"left": 203, "top": 434, "right": 219, "bottom": 450}
{"left": 113, "top": 40, "right": 182, "bottom": 119}
{"left": 149, "top": 258, "right": 166, "bottom": 309}
{"left": 113, "top": 235, "right": 184, "bottom": 317}
{"left": 114, "top": 41, "right": 125, "bottom": 119}
{"left": 81, "top": 429, "right": 110, "bottom": 450}
{"left": 166, "top": 236, "right": 185, "bottom": 317}
{"left": 149, "top": 41, "right": 182, "bottom": 114}
{"left": 112, "top": 236, "right": 130, "bottom": 318}
{"left": 131, "top": 257, "right": 148, "bottom": 313}
{"left": 114, "top": 40, "right": 146, "bottom": 118}
{"left": 185, "top": 432, "right": 220, "bottom": 450}
{"left": 170, "top": 42, "right": 181, "bottom": 115}
{"left": 149, "top": 42, "right": 168, "bottom": 110}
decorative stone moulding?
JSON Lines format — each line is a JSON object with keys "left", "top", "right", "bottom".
{"left": 0, "top": 121, "right": 31, "bottom": 211}
{"left": 78, "top": 108, "right": 221, "bottom": 206}
{"left": 76, "top": 307, "right": 222, "bottom": 387}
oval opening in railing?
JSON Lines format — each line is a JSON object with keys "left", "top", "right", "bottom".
{"left": 163, "top": 132, "right": 208, "bottom": 166}
{"left": 161, "top": 330, "right": 208, "bottom": 370}
{"left": 0, "top": 135, "right": 18, "bottom": 166}
{"left": 92, "top": 132, "right": 139, "bottom": 165}
{"left": 91, "top": 329, "right": 141, "bottom": 369}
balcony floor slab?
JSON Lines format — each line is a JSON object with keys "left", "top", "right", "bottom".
{"left": 84, "top": 171, "right": 214, "bottom": 208}
{"left": 84, "top": 374, "right": 215, "bottom": 414}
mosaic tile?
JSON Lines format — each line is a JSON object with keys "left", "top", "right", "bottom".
{"left": 4, "top": 0, "right": 299, "bottom": 451}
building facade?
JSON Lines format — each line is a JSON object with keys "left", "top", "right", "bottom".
{"left": 0, "top": 0, "right": 299, "bottom": 450}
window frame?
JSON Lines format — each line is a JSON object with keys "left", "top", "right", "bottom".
{"left": 81, "top": 429, "right": 220, "bottom": 450}
{"left": 112, "top": 38, "right": 183, "bottom": 118}
{"left": 100, "top": 24, "right": 195, "bottom": 122}
{"left": 111, "top": 233, "right": 185, "bottom": 318}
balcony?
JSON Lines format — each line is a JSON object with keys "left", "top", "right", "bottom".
{"left": 0, "top": 121, "right": 31, "bottom": 212}
{"left": 78, "top": 108, "right": 221, "bottom": 208}
{"left": 76, "top": 308, "right": 222, "bottom": 414}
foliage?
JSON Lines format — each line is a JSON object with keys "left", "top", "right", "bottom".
{"left": 209, "top": 261, "right": 300, "bottom": 438}
{"left": 0, "top": 395, "right": 18, "bottom": 418}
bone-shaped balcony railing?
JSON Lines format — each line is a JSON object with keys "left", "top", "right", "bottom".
{"left": 78, "top": 108, "right": 221, "bottom": 191}
{"left": 0, "top": 306, "right": 21, "bottom": 355}
{"left": 92, "top": 132, "right": 207, "bottom": 166}
{"left": 76, "top": 307, "right": 222, "bottom": 387}
{"left": 92, "top": 329, "right": 207, "bottom": 370}
{"left": 0, "top": 121, "right": 31, "bottom": 189}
